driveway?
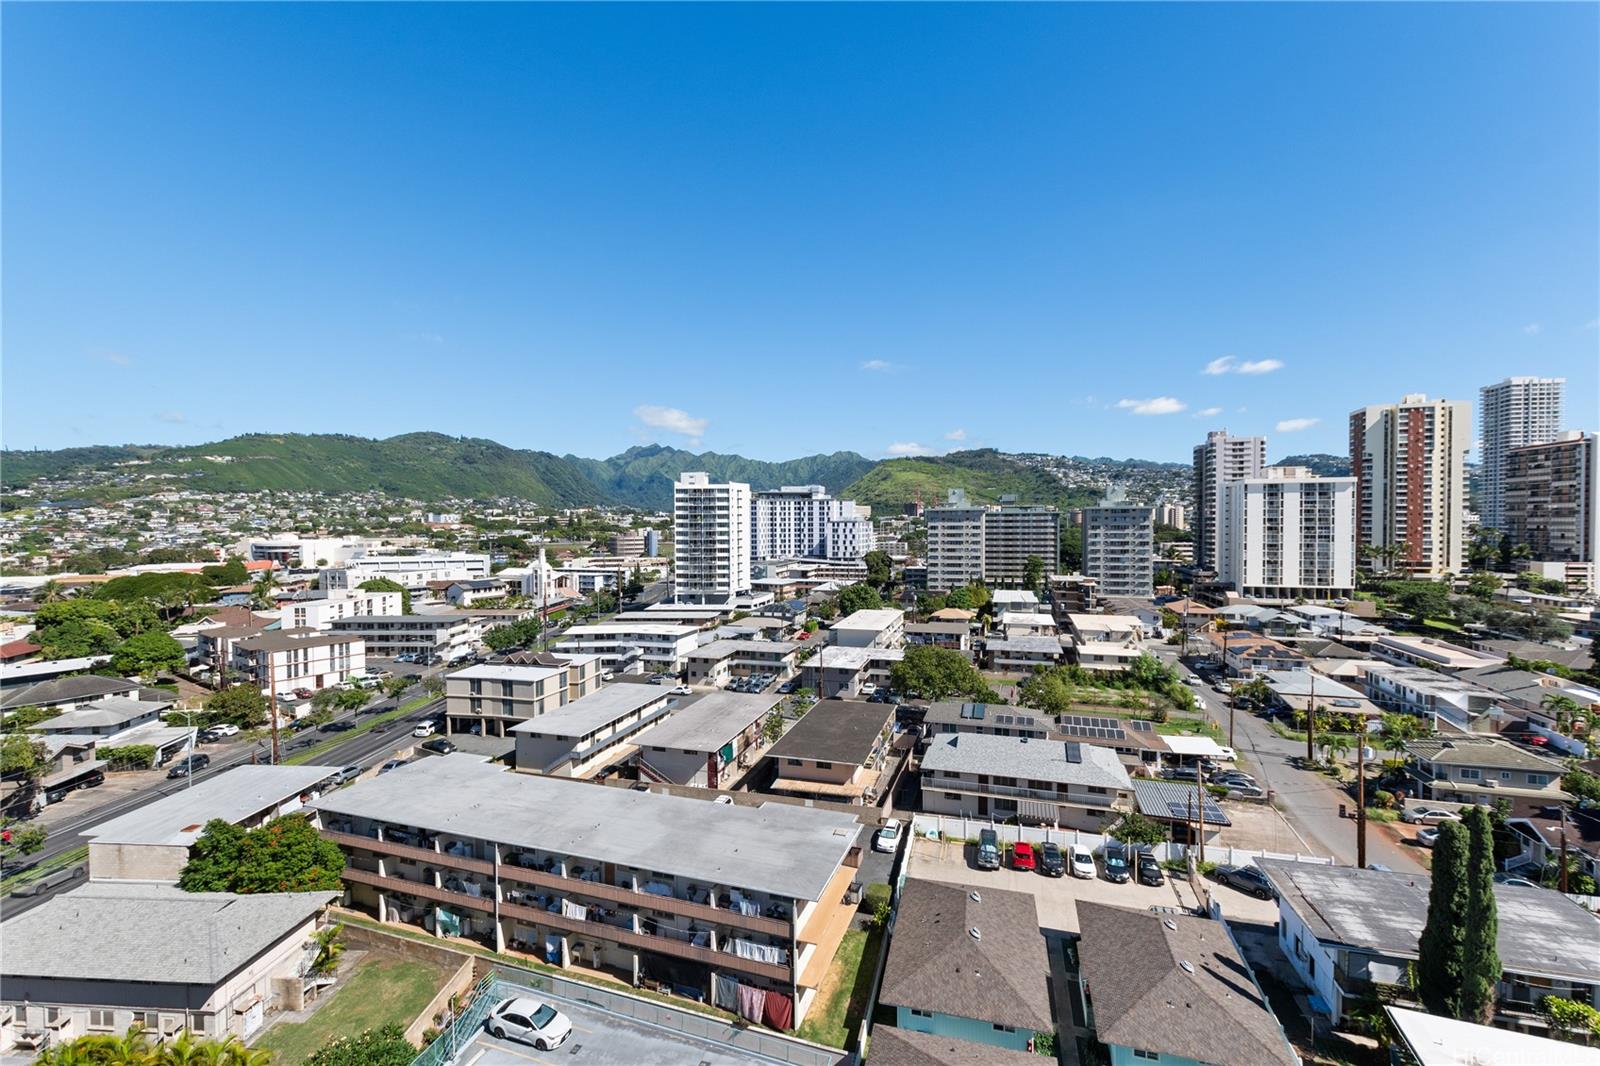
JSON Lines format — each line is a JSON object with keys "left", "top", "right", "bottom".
{"left": 1151, "top": 645, "right": 1424, "bottom": 873}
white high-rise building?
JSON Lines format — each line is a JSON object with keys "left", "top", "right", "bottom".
{"left": 672, "top": 472, "right": 752, "bottom": 604}
{"left": 1157, "top": 502, "right": 1188, "bottom": 531}
{"left": 1219, "top": 467, "right": 1357, "bottom": 601}
{"left": 751, "top": 485, "right": 876, "bottom": 561}
{"left": 1349, "top": 394, "right": 1471, "bottom": 578}
{"left": 1192, "top": 430, "right": 1266, "bottom": 573}
{"left": 1479, "top": 376, "right": 1565, "bottom": 531}
{"left": 925, "top": 490, "right": 987, "bottom": 591}
{"left": 1082, "top": 505, "right": 1155, "bottom": 598}
{"left": 1506, "top": 432, "right": 1597, "bottom": 564}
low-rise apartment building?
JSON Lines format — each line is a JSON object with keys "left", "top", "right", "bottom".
{"left": 903, "top": 622, "right": 972, "bottom": 655}
{"left": 511, "top": 683, "right": 675, "bottom": 777}
{"left": 279, "top": 588, "right": 403, "bottom": 631}
{"left": 919, "top": 734, "right": 1133, "bottom": 831}
{"left": 1403, "top": 736, "right": 1569, "bottom": 804}
{"left": 310, "top": 756, "right": 864, "bottom": 1027}
{"left": 1361, "top": 663, "right": 1504, "bottom": 731}
{"left": 328, "top": 612, "right": 477, "bottom": 660}
{"left": 444, "top": 656, "right": 603, "bottom": 737}
{"left": 829, "top": 609, "right": 905, "bottom": 649}
{"left": 1371, "top": 634, "right": 1505, "bottom": 672}
{"left": 1209, "top": 630, "right": 1308, "bottom": 677}
{"left": 321, "top": 551, "right": 491, "bottom": 593}
{"left": 633, "top": 691, "right": 781, "bottom": 789}
{"left": 984, "top": 635, "right": 1067, "bottom": 671}
{"left": 762, "top": 698, "right": 896, "bottom": 805}
{"left": 232, "top": 629, "right": 365, "bottom": 695}
{"left": 921, "top": 701, "right": 1050, "bottom": 740}
{"left": 684, "top": 639, "right": 801, "bottom": 687}
{"left": 555, "top": 622, "right": 702, "bottom": 673}
{"left": 1064, "top": 614, "right": 1146, "bottom": 646}
{"left": 799, "top": 646, "right": 903, "bottom": 699}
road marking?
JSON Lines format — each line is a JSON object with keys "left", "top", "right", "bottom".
{"left": 467, "top": 1049, "right": 487, "bottom": 1066}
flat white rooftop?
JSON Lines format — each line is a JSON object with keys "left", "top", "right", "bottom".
{"left": 831, "top": 609, "right": 903, "bottom": 632}
{"left": 84, "top": 764, "right": 340, "bottom": 847}
{"left": 637, "top": 691, "right": 782, "bottom": 752}
{"left": 508, "top": 683, "right": 671, "bottom": 737}
{"left": 312, "top": 755, "right": 861, "bottom": 901}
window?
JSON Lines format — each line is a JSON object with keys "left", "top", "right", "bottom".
{"left": 1133, "top": 1052, "right": 1161, "bottom": 1062}
{"left": 909, "top": 1009, "right": 933, "bottom": 1018}
{"left": 88, "top": 1010, "right": 117, "bottom": 1030}
{"left": 1458, "top": 768, "right": 1481, "bottom": 780}
{"left": 1529, "top": 774, "right": 1551, "bottom": 788}
{"left": 787, "top": 758, "right": 802, "bottom": 766}
{"left": 816, "top": 761, "right": 835, "bottom": 770}
{"left": 945, "top": 792, "right": 960, "bottom": 801}
{"left": 140, "top": 1012, "right": 162, "bottom": 1029}
{"left": 992, "top": 1023, "right": 1016, "bottom": 1033}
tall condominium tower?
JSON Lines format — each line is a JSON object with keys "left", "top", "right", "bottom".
{"left": 1083, "top": 505, "right": 1155, "bottom": 598}
{"left": 1192, "top": 430, "right": 1267, "bottom": 573}
{"left": 1506, "top": 432, "right": 1597, "bottom": 564}
{"left": 672, "top": 472, "right": 752, "bottom": 604}
{"left": 1348, "top": 394, "right": 1471, "bottom": 577}
{"left": 1479, "top": 376, "right": 1565, "bottom": 531}
{"left": 751, "top": 485, "right": 876, "bottom": 561}
{"left": 1219, "top": 467, "right": 1357, "bottom": 600}
{"left": 924, "top": 490, "right": 1060, "bottom": 590}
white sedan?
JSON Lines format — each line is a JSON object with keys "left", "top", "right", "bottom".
{"left": 1067, "top": 844, "right": 1096, "bottom": 879}
{"left": 1401, "top": 805, "right": 1461, "bottom": 825}
{"left": 874, "top": 818, "right": 902, "bottom": 853}
{"left": 486, "top": 996, "right": 572, "bottom": 1051}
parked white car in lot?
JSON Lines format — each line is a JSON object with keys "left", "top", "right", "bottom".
{"left": 1401, "top": 805, "right": 1461, "bottom": 825}
{"left": 487, "top": 996, "right": 572, "bottom": 1051}
{"left": 874, "top": 818, "right": 902, "bottom": 853}
{"left": 412, "top": 721, "right": 437, "bottom": 738}
{"left": 1067, "top": 844, "right": 1096, "bottom": 879}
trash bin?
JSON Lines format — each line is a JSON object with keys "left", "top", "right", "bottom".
{"left": 844, "top": 880, "right": 863, "bottom": 905}
{"left": 1338, "top": 803, "right": 1348, "bottom": 819}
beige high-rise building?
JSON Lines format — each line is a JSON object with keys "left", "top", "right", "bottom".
{"left": 1479, "top": 376, "right": 1564, "bottom": 531}
{"left": 1192, "top": 430, "right": 1266, "bottom": 573}
{"left": 1348, "top": 394, "right": 1471, "bottom": 578}
{"left": 672, "top": 472, "right": 752, "bottom": 604}
{"left": 1506, "top": 432, "right": 1597, "bottom": 564}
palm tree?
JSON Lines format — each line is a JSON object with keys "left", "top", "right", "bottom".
{"left": 1324, "top": 732, "right": 1353, "bottom": 766}
{"left": 1542, "top": 693, "right": 1582, "bottom": 735}
{"left": 38, "top": 579, "right": 64, "bottom": 604}
{"left": 249, "top": 568, "right": 280, "bottom": 611}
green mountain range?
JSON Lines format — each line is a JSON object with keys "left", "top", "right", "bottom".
{"left": 1275, "top": 453, "right": 1351, "bottom": 477}
{"left": 2, "top": 433, "right": 1114, "bottom": 512}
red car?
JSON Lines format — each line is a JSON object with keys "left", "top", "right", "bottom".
{"left": 1011, "top": 842, "right": 1036, "bottom": 872}
{"left": 293, "top": 688, "right": 314, "bottom": 699}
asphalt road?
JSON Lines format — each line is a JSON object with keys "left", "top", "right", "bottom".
{"left": 1, "top": 691, "right": 445, "bottom": 918}
{"left": 1151, "top": 642, "right": 1423, "bottom": 873}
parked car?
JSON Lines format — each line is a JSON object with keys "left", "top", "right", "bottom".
{"left": 1067, "top": 844, "right": 1096, "bottom": 879}
{"left": 1213, "top": 771, "right": 1257, "bottom": 787}
{"left": 1011, "top": 841, "right": 1036, "bottom": 872}
{"left": 420, "top": 738, "right": 457, "bottom": 756}
{"left": 1038, "top": 841, "right": 1065, "bottom": 877}
{"left": 1493, "top": 872, "right": 1539, "bottom": 888}
{"left": 975, "top": 829, "right": 1001, "bottom": 871}
{"left": 1401, "top": 805, "right": 1461, "bottom": 825}
{"left": 1225, "top": 784, "right": 1268, "bottom": 800}
{"left": 379, "top": 759, "right": 408, "bottom": 775}
{"left": 293, "top": 687, "right": 314, "bottom": 699}
{"left": 1136, "top": 848, "right": 1164, "bottom": 886}
{"left": 671, "top": 685, "right": 693, "bottom": 696}
{"left": 1162, "top": 766, "right": 1200, "bottom": 782}
{"left": 873, "top": 818, "right": 902, "bottom": 854}
{"left": 10, "top": 863, "right": 85, "bottom": 897}
{"left": 412, "top": 721, "right": 438, "bottom": 738}
{"left": 486, "top": 997, "right": 572, "bottom": 1052}
{"left": 1415, "top": 826, "right": 1441, "bottom": 848}
{"left": 1215, "top": 746, "right": 1238, "bottom": 762}
{"left": 1101, "top": 844, "right": 1131, "bottom": 884}
{"left": 335, "top": 765, "right": 362, "bottom": 784}
{"left": 859, "top": 683, "right": 878, "bottom": 698}
{"left": 208, "top": 723, "right": 240, "bottom": 738}
{"left": 165, "top": 753, "right": 211, "bottom": 779}
{"left": 1214, "top": 864, "right": 1275, "bottom": 899}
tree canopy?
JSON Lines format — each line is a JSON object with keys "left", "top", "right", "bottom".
{"left": 109, "top": 630, "right": 187, "bottom": 677}
{"left": 483, "top": 616, "right": 543, "bottom": 651}
{"left": 836, "top": 583, "right": 884, "bottom": 616}
{"left": 889, "top": 645, "right": 999, "bottom": 703}
{"left": 178, "top": 814, "right": 345, "bottom": 894}
{"left": 863, "top": 550, "right": 893, "bottom": 591}
{"left": 1461, "top": 805, "right": 1501, "bottom": 1024}
{"left": 38, "top": 1027, "right": 271, "bottom": 1065}
{"left": 32, "top": 599, "right": 159, "bottom": 658}
{"left": 203, "top": 684, "right": 270, "bottom": 728}
{"left": 358, "top": 577, "right": 412, "bottom": 614}
{"left": 1416, "top": 820, "right": 1469, "bottom": 1018}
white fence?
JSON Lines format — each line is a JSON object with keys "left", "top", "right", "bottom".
{"left": 908, "top": 813, "right": 1333, "bottom": 868}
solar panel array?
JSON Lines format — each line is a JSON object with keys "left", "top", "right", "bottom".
{"left": 1058, "top": 714, "right": 1127, "bottom": 741}
{"left": 1126, "top": 719, "right": 1155, "bottom": 733}
{"left": 958, "top": 703, "right": 988, "bottom": 720}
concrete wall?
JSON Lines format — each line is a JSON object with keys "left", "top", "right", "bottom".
{"left": 88, "top": 841, "right": 189, "bottom": 883}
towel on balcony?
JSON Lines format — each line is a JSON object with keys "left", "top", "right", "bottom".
{"left": 560, "top": 900, "right": 587, "bottom": 921}
{"left": 726, "top": 937, "right": 787, "bottom": 965}
{"left": 642, "top": 881, "right": 674, "bottom": 897}
{"left": 713, "top": 974, "right": 740, "bottom": 1011}
{"left": 729, "top": 897, "right": 762, "bottom": 916}
{"left": 690, "top": 930, "right": 710, "bottom": 948}
{"left": 737, "top": 983, "right": 765, "bottom": 1023}
{"left": 761, "top": 990, "right": 794, "bottom": 1031}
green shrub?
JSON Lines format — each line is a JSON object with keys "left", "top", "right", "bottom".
{"left": 1364, "top": 807, "right": 1399, "bottom": 823}
{"left": 98, "top": 744, "right": 157, "bottom": 770}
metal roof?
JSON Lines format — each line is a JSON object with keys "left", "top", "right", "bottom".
{"left": 84, "top": 765, "right": 341, "bottom": 847}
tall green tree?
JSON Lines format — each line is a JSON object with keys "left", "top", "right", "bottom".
{"left": 203, "top": 684, "right": 269, "bottom": 728}
{"left": 889, "top": 645, "right": 999, "bottom": 703}
{"left": 863, "top": 550, "right": 893, "bottom": 590}
{"left": 1416, "top": 820, "right": 1470, "bottom": 1018}
{"left": 1461, "top": 805, "right": 1502, "bottom": 1024}
{"left": 836, "top": 583, "right": 884, "bottom": 615}
{"left": 109, "top": 630, "right": 186, "bottom": 677}
{"left": 1022, "top": 554, "right": 1046, "bottom": 593}
{"left": 178, "top": 814, "right": 345, "bottom": 894}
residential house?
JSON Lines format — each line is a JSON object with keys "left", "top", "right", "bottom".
{"left": 1, "top": 675, "right": 144, "bottom": 716}
{"left": 0, "top": 884, "right": 337, "bottom": 1047}
{"left": 984, "top": 636, "right": 1068, "bottom": 671}
{"left": 1403, "top": 736, "right": 1569, "bottom": 804}
{"left": 1362, "top": 663, "right": 1506, "bottom": 731}
{"left": 310, "top": 755, "right": 863, "bottom": 1026}
{"left": 445, "top": 578, "right": 515, "bottom": 607}
{"left": 877, "top": 879, "right": 1053, "bottom": 1053}
{"left": 444, "top": 656, "right": 603, "bottom": 737}
{"left": 1259, "top": 859, "right": 1600, "bottom": 1029}
{"left": 922, "top": 702, "right": 1051, "bottom": 740}
{"left": 762, "top": 698, "right": 896, "bottom": 805}
{"left": 867, "top": 1028, "right": 1042, "bottom": 1066}
{"left": 26, "top": 696, "right": 192, "bottom": 768}
{"left": 800, "top": 645, "right": 904, "bottom": 699}
{"left": 683, "top": 639, "right": 801, "bottom": 688}
{"left": 1073, "top": 901, "right": 1298, "bottom": 1066}
{"left": 633, "top": 691, "right": 781, "bottom": 789}
{"left": 997, "top": 612, "right": 1056, "bottom": 639}
{"left": 919, "top": 734, "right": 1134, "bottom": 831}
{"left": 510, "top": 683, "right": 675, "bottom": 778}
{"left": 1209, "top": 631, "right": 1308, "bottom": 677}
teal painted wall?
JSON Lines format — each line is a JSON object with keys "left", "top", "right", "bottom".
{"left": 893, "top": 1007, "right": 1035, "bottom": 1052}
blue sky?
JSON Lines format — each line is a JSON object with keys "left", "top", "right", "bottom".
{"left": 4, "top": 3, "right": 1596, "bottom": 463}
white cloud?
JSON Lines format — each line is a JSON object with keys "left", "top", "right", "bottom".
{"left": 1522, "top": 322, "right": 1542, "bottom": 336}
{"left": 860, "top": 359, "right": 901, "bottom": 373}
{"left": 944, "top": 428, "right": 967, "bottom": 441}
{"left": 634, "top": 404, "right": 708, "bottom": 446}
{"left": 1117, "top": 396, "right": 1187, "bottom": 416}
{"left": 1203, "top": 356, "right": 1235, "bottom": 375}
{"left": 1194, "top": 407, "right": 1224, "bottom": 417}
{"left": 1236, "top": 358, "right": 1283, "bottom": 374}
{"left": 94, "top": 349, "right": 131, "bottom": 367}
{"left": 156, "top": 411, "right": 186, "bottom": 424}
{"left": 1584, "top": 319, "right": 1599, "bottom": 331}
{"left": 886, "top": 442, "right": 934, "bottom": 457}
{"left": 1276, "top": 417, "right": 1319, "bottom": 432}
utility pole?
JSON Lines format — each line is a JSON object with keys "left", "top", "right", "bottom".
{"left": 1195, "top": 761, "right": 1206, "bottom": 867}
{"left": 1356, "top": 731, "right": 1367, "bottom": 869}
{"left": 264, "top": 650, "right": 281, "bottom": 766}
{"left": 1305, "top": 668, "right": 1316, "bottom": 768}
{"left": 1560, "top": 809, "right": 1571, "bottom": 894}
{"left": 1222, "top": 626, "right": 1237, "bottom": 750}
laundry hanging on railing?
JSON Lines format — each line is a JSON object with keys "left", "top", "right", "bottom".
{"left": 713, "top": 973, "right": 740, "bottom": 1012}
{"left": 737, "top": 983, "right": 765, "bottom": 1024}
{"left": 725, "top": 937, "right": 787, "bottom": 965}
{"left": 761, "top": 989, "right": 794, "bottom": 1031}
{"left": 560, "top": 900, "right": 588, "bottom": 921}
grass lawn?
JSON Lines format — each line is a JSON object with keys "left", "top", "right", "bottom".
{"left": 256, "top": 955, "right": 446, "bottom": 1064}
{"left": 796, "top": 928, "right": 883, "bottom": 1049}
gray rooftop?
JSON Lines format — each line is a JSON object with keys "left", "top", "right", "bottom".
{"left": 0, "top": 882, "right": 335, "bottom": 985}
{"left": 1, "top": 673, "right": 138, "bottom": 710}
{"left": 636, "top": 691, "right": 782, "bottom": 752}
{"left": 877, "top": 879, "right": 1053, "bottom": 1031}
{"left": 686, "top": 638, "right": 800, "bottom": 659}
{"left": 84, "top": 765, "right": 341, "bottom": 847}
{"left": 450, "top": 662, "right": 565, "bottom": 683}
{"left": 920, "top": 733, "right": 1133, "bottom": 791}
{"left": 868, "top": 1026, "right": 1042, "bottom": 1066}
{"left": 1257, "top": 859, "right": 1600, "bottom": 982}
{"left": 507, "top": 682, "right": 672, "bottom": 738}
{"left": 1405, "top": 736, "right": 1566, "bottom": 773}
{"left": 1132, "top": 780, "right": 1231, "bottom": 826}
{"left": 29, "top": 696, "right": 172, "bottom": 731}
{"left": 1076, "top": 902, "right": 1296, "bottom": 1066}
{"left": 985, "top": 636, "right": 1067, "bottom": 654}
{"left": 765, "top": 699, "right": 894, "bottom": 765}
{"left": 312, "top": 755, "right": 861, "bottom": 901}
{"left": 922, "top": 701, "right": 1048, "bottom": 731}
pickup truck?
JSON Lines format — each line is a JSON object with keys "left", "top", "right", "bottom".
{"left": 976, "top": 828, "right": 1001, "bottom": 871}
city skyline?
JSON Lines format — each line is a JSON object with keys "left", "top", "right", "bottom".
{"left": 3, "top": 3, "right": 1595, "bottom": 460}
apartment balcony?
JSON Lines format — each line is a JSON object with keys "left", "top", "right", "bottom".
{"left": 932, "top": 780, "right": 1120, "bottom": 808}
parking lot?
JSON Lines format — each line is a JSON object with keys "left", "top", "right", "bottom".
{"left": 906, "top": 836, "right": 1281, "bottom": 930}
{"left": 456, "top": 990, "right": 785, "bottom": 1066}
